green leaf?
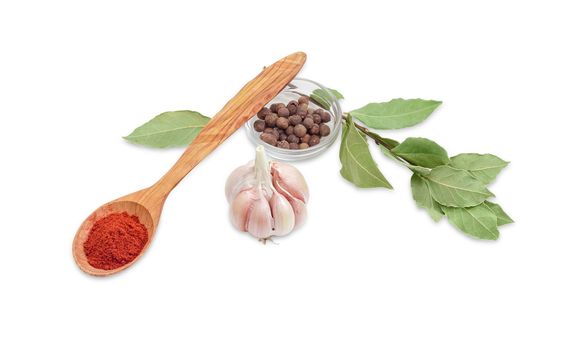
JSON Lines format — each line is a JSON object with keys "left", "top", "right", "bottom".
{"left": 483, "top": 201, "right": 514, "bottom": 226}
{"left": 124, "top": 110, "right": 210, "bottom": 148}
{"left": 411, "top": 174, "right": 443, "bottom": 221}
{"left": 339, "top": 116, "right": 392, "bottom": 189}
{"left": 450, "top": 153, "right": 509, "bottom": 184}
{"left": 349, "top": 98, "right": 442, "bottom": 130}
{"left": 310, "top": 88, "right": 344, "bottom": 109}
{"left": 392, "top": 137, "right": 449, "bottom": 168}
{"left": 425, "top": 166, "right": 494, "bottom": 207}
{"left": 442, "top": 204, "right": 499, "bottom": 240}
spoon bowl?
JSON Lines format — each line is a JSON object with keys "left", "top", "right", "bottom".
{"left": 72, "top": 197, "right": 156, "bottom": 276}
{"left": 72, "top": 52, "right": 307, "bottom": 276}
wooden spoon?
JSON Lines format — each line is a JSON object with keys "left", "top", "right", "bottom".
{"left": 73, "top": 52, "right": 307, "bottom": 276}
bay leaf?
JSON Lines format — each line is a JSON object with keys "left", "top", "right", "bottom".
{"left": 310, "top": 88, "right": 344, "bottom": 109}
{"left": 411, "top": 174, "right": 443, "bottom": 221}
{"left": 124, "top": 110, "right": 210, "bottom": 148}
{"left": 425, "top": 166, "right": 493, "bottom": 207}
{"left": 442, "top": 204, "right": 499, "bottom": 240}
{"left": 339, "top": 116, "right": 392, "bottom": 189}
{"left": 450, "top": 153, "right": 509, "bottom": 184}
{"left": 349, "top": 98, "right": 442, "bottom": 130}
{"left": 483, "top": 201, "right": 514, "bottom": 226}
{"left": 392, "top": 137, "right": 449, "bottom": 168}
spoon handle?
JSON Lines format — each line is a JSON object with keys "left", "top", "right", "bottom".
{"left": 154, "top": 52, "right": 306, "bottom": 195}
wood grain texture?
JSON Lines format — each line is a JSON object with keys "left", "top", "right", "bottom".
{"left": 73, "top": 52, "right": 307, "bottom": 276}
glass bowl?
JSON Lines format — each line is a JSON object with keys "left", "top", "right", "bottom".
{"left": 245, "top": 78, "right": 342, "bottom": 161}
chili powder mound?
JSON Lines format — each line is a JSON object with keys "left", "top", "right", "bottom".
{"left": 83, "top": 212, "right": 148, "bottom": 270}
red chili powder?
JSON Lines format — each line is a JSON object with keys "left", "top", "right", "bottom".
{"left": 83, "top": 212, "right": 148, "bottom": 270}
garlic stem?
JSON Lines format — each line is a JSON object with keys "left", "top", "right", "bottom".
{"left": 253, "top": 146, "right": 275, "bottom": 196}
{"left": 254, "top": 146, "right": 270, "bottom": 180}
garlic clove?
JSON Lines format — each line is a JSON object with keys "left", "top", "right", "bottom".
{"left": 230, "top": 187, "right": 273, "bottom": 238}
{"left": 246, "top": 190, "right": 274, "bottom": 239}
{"left": 271, "top": 162, "right": 309, "bottom": 203}
{"left": 269, "top": 191, "right": 295, "bottom": 236}
{"left": 229, "top": 188, "right": 255, "bottom": 231}
{"left": 287, "top": 197, "right": 307, "bottom": 228}
{"left": 225, "top": 161, "right": 254, "bottom": 203}
{"left": 272, "top": 178, "right": 307, "bottom": 228}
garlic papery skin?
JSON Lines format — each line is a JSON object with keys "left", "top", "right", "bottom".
{"left": 225, "top": 146, "right": 309, "bottom": 240}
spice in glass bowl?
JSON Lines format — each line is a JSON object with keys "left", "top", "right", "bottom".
{"left": 253, "top": 96, "right": 332, "bottom": 150}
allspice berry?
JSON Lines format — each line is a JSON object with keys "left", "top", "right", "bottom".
{"left": 276, "top": 117, "right": 289, "bottom": 129}
{"left": 289, "top": 115, "right": 302, "bottom": 126}
{"left": 289, "top": 142, "right": 299, "bottom": 149}
{"left": 277, "top": 140, "right": 290, "bottom": 149}
{"left": 298, "top": 96, "right": 309, "bottom": 104}
{"left": 277, "top": 107, "right": 290, "bottom": 118}
{"left": 299, "top": 142, "right": 309, "bottom": 149}
{"left": 287, "top": 134, "right": 299, "bottom": 144}
{"left": 310, "top": 124, "right": 320, "bottom": 135}
{"left": 257, "top": 107, "right": 270, "bottom": 120}
{"left": 286, "top": 125, "right": 294, "bottom": 135}
{"left": 309, "top": 135, "right": 321, "bottom": 146}
{"left": 264, "top": 127, "right": 279, "bottom": 140}
{"left": 278, "top": 132, "right": 287, "bottom": 142}
{"left": 265, "top": 114, "right": 278, "bottom": 127}
{"left": 297, "top": 103, "right": 308, "bottom": 116}
{"left": 312, "top": 114, "right": 322, "bottom": 124}
{"left": 293, "top": 124, "right": 307, "bottom": 137}
{"left": 300, "top": 134, "right": 311, "bottom": 144}
{"left": 319, "top": 124, "right": 331, "bottom": 137}
{"left": 287, "top": 101, "right": 298, "bottom": 115}
{"left": 254, "top": 119, "right": 266, "bottom": 132}
{"left": 270, "top": 103, "right": 284, "bottom": 113}
{"left": 260, "top": 132, "right": 277, "bottom": 146}
{"left": 288, "top": 100, "right": 299, "bottom": 107}
{"left": 303, "top": 117, "right": 314, "bottom": 130}
{"left": 321, "top": 111, "right": 331, "bottom": 123}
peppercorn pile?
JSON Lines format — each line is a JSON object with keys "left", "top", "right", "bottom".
{"left": 253, "top": 96, "right": 332, "bottom": 149}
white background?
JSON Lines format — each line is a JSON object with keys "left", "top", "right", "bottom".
{"left": 1, "top": 1, "right": 562, "bottom": 349}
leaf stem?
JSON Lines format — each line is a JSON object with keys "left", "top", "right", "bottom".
{"left": 342, "top": 113, "right": 399, "bottom": 150}
{"left": 342, "top": 113, "right": 421, "bottom": 171}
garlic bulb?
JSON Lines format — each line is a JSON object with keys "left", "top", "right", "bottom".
{"left": 225, "top": 146, "right": 309, "bottom": 239}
